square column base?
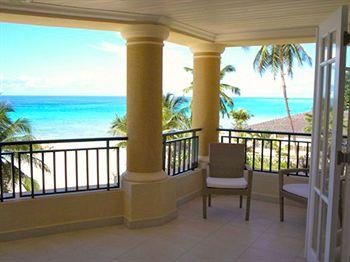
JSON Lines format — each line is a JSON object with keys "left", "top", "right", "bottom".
{"left": 122, "top": 172, "right": 177, "bottom": 228}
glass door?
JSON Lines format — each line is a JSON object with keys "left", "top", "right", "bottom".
{"left": 306, "top": 5, "right": 348, "bottom": 262}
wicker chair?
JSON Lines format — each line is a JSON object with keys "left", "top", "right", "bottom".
{"left": 202, "top": 143, "right": 253, "bottom": 221}
{"left": 279, "top": 168, "right": 309, "bottom": 222}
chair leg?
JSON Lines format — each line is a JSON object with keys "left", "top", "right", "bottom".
{"left": 208, "top": 194, "right": 211, "bottom": 207}
{"left": 239, "top": 195, "right": 243, "bottom": 208}
{"left": 280, "top": 195, "right": 284, "bottom": 222}
{"left": 202, "top": 194, "right": 207, "bottom": 219}
{"left": 245, "top": 194, "right": 251, "bottom": 221}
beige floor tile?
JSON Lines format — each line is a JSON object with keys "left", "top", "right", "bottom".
{"left": 118, "top": 237, "right": 188, "bottom": 262}
{"left": 0, "top": 253, "right": 23, "bottom": 262}
{"left": 265, "top": 221, "right": 306, "bottom": 240}
{"left": 163, "top": 216, "right": 224, "bottom": 239}
{"left": 237, "top": 247, "right": 297, "bottom": 262}
{"left": 294, "top": 257, "right": 307, "bottom": 262}
{"left": 203, "top": 223, "right": 262, "bottom": 246}
{"left": 229, "top": 214, "right": 274, "bottom": 234}
{"left": 0, "top": 197, "right": 307, "bottom": 262}
{"left": 176, "top": 240, "right": 243, "bottom": 262}
{"left": 251, "top": 232, "right": 304, "bottom": 257}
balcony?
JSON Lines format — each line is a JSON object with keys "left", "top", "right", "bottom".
{"left": 1, "top": 1, "right": 340, "bottom": 259}
{"left": 0, "top": 129, "right": 308, "bottom": 261}
{"left": 0, "top": 196, "right": 306, "bottom": 262}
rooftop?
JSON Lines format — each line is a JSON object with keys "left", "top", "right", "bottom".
{"left": 249, "top": 113, "right": 310, "bottom": 133}
{"left": 0, "top": 196, "right": 307, "bottom": 262}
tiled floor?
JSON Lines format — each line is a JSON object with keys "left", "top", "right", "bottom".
{"left": 0, "top": 196, "right": 307, "bottom": 262}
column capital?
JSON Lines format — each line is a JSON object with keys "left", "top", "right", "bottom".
{"left": 121, "top": 24, "right": 169, "bottom": 43}
{"left": 190, "top": 43, "right": 225, "bottom": 57}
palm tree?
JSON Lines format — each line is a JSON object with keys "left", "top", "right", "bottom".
{"left": 253, "top": 44, "right": 312, "bottom": 133}
{"left": 230, "top": 109, "right": 253, "bottom": 130}
{"left": 0, "top": 102, "right": 47, "bottom": 193}
{"left": 110, "top": 93, "right": 191, "bottom": 146}
{"left": 162, "top": 93, "right": 191, "bottom": 132}
{"left": 184, "top": 65, "right": 241, "bottom": 117}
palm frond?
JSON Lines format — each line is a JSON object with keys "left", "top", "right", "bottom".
{"left": 220, "top": 65, "right": 236, "bottom": 80}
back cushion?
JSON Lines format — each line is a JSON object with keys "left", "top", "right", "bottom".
{"left": 209, "top": 143, "right": 245, "bottom": 178}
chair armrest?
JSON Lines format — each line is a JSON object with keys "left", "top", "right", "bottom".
{"left": 245, "top": 165, "right": 253, "bottom": 192}
{"left": 278, "top": 168, "right": 309, "bottom": 191}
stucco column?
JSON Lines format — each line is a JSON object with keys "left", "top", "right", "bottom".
{"left": 120, "top": 24, "right": 177, "bottom": 228}
{"left": 121, "top": 24, "right": 168, "bottom": 183}
{"left": 191, "top": 43, "right": 225, "bottom": 160}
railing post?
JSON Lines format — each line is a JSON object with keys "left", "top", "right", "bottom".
{"left": 106, "top": 140, "right": 110, "bottom": 190}
{"left": 0, "top": 146, "right": 2, "bottom": 202}
{"left": 162, "top": 135, "right": 166, "bottom": 171}
{"left": 192, "top": 130, "right": 197, "bottom": 168}
{"left": 306, "top": 142, "right": 310, "bottom": 169}
{"left": 18, "top": 153, "right": 22, "bottom": 197}
{"left": 11, "top": 153, "right": 15, "bottom": 198}
{"left": 30, "top": 143, "right": 34, "bottom": 198}
{"left": 287, "top": 134, "right": 291, "bottom": 168}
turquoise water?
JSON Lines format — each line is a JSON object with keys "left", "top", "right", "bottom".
{"left": 0, "top": 96, "right": 313, "bottom": 139}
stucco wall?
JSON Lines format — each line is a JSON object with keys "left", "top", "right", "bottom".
{"left": 0, "top": 189, "right": 124, "bottom": 240}
{"left": 172, "top": 169, "right": 202, "bottom": 206}
{"left": 0, "top": 169, "right": 306, "bottom": 241}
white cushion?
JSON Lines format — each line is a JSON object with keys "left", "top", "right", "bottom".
{"left": 283, "top": 183, "right": 308, "bottom": 199}
{"left": 207, "top": 177, "right": 248, "bottom": 189}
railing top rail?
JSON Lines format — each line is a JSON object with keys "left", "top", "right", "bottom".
{"left": 217, "top": 128, "right": 311, "bottom": 137}
{"left": 162, "top": 128, "right": 202, "bottom": 137}
{"left": 0, "top": 136, "right": 128, "bottom": 146}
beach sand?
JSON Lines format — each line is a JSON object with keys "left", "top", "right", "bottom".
{"left": 16, "top": 141, "right": 127, "bottom": 195}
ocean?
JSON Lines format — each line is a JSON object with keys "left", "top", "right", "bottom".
{"left": 0, "top": 96, "right": 313, "bottom": 139}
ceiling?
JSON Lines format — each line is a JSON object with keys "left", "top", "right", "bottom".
{"left": 1, "top": 0, "right": 350, "bottom": 45}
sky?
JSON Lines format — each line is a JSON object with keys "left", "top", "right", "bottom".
{"left": 0, "top": 22, "right": 317, "bottom": 98}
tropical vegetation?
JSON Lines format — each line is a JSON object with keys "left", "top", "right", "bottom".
{"left": 253, "top": 44, "right": 312, "bottom": 133}
{"left": 0, "top": 102, "right": 46, "bottom": 193}
{"left": 183, "top": 65, "right": 241, "bottom": 117}
{"left": 110, "top": 93, "right": 191, "bottom": 146}
{"left": 230, "top": 109, "right": 253, "bottom": 130}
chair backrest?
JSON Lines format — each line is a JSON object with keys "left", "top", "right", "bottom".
{"left": 209, "top": 143, "right": 245, "bottom": 178}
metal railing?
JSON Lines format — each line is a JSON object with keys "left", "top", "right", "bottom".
{"left": 162, "top": 129, "right": 201, "bottom": 176}
{"left": 0, "top": 137, "right": 127, "bottom": 202}
{"left": 218, "top": 128, "right": 311, "bottom": 177}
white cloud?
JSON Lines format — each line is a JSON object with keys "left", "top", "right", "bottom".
{"left": 90, "top": 41, "right": 126, "bottom": 55}
{"left": 1, "top": 66, "right": 126, "bottom": 96}
{"left": 163, "top": 42, "right": 193, "bottom": 96}
{"left": 1, "top": 40, "right": 315, "bottom": 98}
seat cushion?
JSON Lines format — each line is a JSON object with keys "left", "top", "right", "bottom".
{"left": 207, "top": 177, "right": 248, "bottom": 189}
{"left": 283, "top": 183, "right": 308, "bottom": 199}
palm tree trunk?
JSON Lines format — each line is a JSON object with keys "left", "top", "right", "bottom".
{"left": 280, "top": 63, "right": 298, "bottom": 166}
{"left": 279, "top": 66, "right": 295, "bottom": 134}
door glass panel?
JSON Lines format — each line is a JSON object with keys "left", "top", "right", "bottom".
{"left": 330, "top": 32, "right": 336, "bottom": 59}
{"left": 319, "top": 64, "right": 329, "bottom": 191}
{"left": 312, "top": 194, "right": 320, "bottom": 251}
{"left": 322, "top": 63, "right": 335, "bottom": 197}
{"left": 319, "top": 201, "right": 328, "bottom": 261}
{"left": 322, "top": 35, "right": 329, "bottom": 61}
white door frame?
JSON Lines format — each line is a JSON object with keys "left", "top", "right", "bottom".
{"left": 341, "top": 67, "right": 350, "bottom": 261}
{"left": 306, "top": 5, "right": 348, "bottom": 262}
